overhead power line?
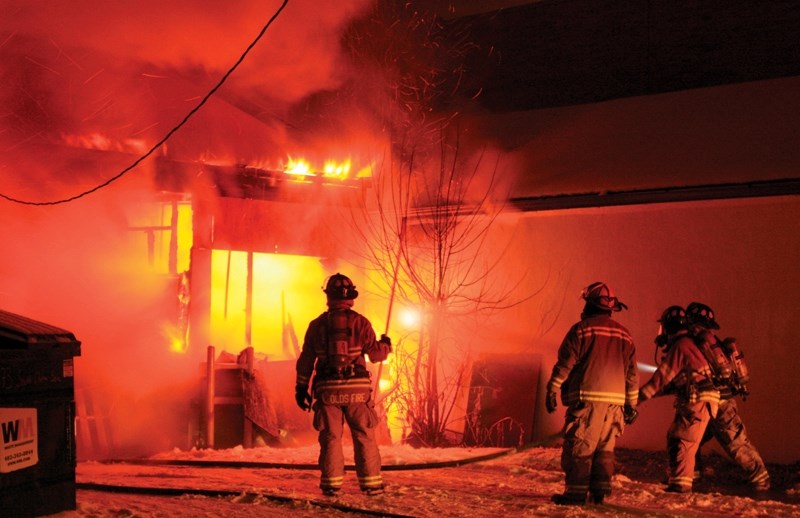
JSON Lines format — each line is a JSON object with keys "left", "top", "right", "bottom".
{"left": 0, "top": 0, "right": 290, "bottom": 206}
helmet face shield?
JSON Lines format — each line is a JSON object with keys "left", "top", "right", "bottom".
{"left": 323, "top": 273, "right": 359, "bottom": 300}
{"left": 581, "top": 281, "right": 627, "bottom": 312}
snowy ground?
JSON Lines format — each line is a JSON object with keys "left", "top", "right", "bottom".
{"left": 47, "top": 444, "right": 800, "bottom": 517}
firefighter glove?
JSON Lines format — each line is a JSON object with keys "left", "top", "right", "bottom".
{"left": 738, "top": 384, "right": 750, "bottom": 401}
{"left": 623, "top": 404, "right": 639, "bottom": 425}
{"left": 379, "top": 334, "right": 392, "bottom": 351}
{"left": 545, "top": 390, "right": 558, "bottom": 414}
{"left": 295, "top": 385, "right": 312, "bottom": 412}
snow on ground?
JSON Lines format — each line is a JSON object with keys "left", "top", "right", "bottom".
{"left": 48, "top": 444, "right": 800, "bottom": 517}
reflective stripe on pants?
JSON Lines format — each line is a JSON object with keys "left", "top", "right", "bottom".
{"left": 314, "top": 400, "right": 382, "bottom": 491}
{"left": 561, "top": 401, "right": 625, "bottom": 499}
{"left": 703, "top": 398, "right": 769, "bottom": 486}
{"left": 667, "top": 401, "right": 713, "bottom": 490}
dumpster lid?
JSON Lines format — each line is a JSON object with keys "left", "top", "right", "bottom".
{"left": 0, "top": 308, "right": 81, "bottom": 350}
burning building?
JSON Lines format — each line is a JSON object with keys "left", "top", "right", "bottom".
{"left": 0, "top": 0, "right": 799, "bottom": 467}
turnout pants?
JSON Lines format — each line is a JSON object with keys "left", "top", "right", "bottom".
{"left": 699, "top": 398, "right": 770, "bottom": 487}
{"left": 561, "top": 402, "right": 625, "bottom": 501}
{"left": 313, "top": 400, "right": 383, "bottom": 492}
{"left": 667, "top": 401, "right": 715, "bottom": 491}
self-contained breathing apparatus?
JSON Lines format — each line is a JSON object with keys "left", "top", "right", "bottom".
{"left": 686, "top": 302, "right": 750, "bottom": 399}
{"left": 694, "top": 330, "right": 751, "bottom": 398}
{"left": 692, "top": 327, "right": 733, "bottom": 384}
{"left": 325, "top": 309, "right": 361, "bottom": 378}
{"left": 721, "top": 336, "right": 750, "bottom": 396}
{"left": 321, "top": 273, "right": 364, "bottom": 379}
{"left": 315, "top": 309, "right": 373, "bottom": 405}
{"left": 313, "top": 273, "right": 373, "bottom": 406}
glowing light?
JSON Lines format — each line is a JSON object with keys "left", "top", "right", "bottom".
{"left": 284, "top": 157, "right": 314, "bottom": 177}
{"left": 124, "top": 200, "right": 193, "bottom": 355}
{"left": 379, "top": 377, "right": 392, "bottom": 393}
{"left": 322, "top": 159, "right": 351, "bottom": 179}
{"left": 209, "top": 251, "right": 326, "bottom": 360}
{"left": 175, "top": 203, "right": 193, "bottom": 273}
{"left": 354, "top": 163, "right": 374, "bottom": 178}
{"left": 399, "top": 307, "right": 421, "bottom": 330}
{"left": 284, "top": 157, "right": 355, "bottom": 180}
{"left": 162, "top": 323, "right": 188, "bottom": 354}
{"left": 128, "top": 200, "right": 192, "bottom": 275}
{"left": 637, "top": 362, "right": 657, "bottom": 373}
{"left": 170, "top": 337, "right": 186, "bottom": 353}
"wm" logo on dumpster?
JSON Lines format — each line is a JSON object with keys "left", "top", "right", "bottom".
{"left": 0, "top": 408, "right": 38, "bottom": 473}
{"left": 2, "top": 416, "right": 35, "bottom": 444}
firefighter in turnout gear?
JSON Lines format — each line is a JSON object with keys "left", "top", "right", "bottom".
{"left": 638, "top": 305, "right": 720, "bottom": 493}
{"left": 687, "top": 302, "right": 770, "bottom": 492}
{"left": 546, "top": 282, "right": 639, "bottom": 506}
{"left": 295, "top": 273, "right": 392, "bottom": 496}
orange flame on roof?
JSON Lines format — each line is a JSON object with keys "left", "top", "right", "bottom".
{"left": 284, "top": 157, "right": 314, "bottom": 177}
{"left": 323, "top": 159, "right": 351, "bottom": 179}
{"left": 284, "top": 156, "right": 354, "bottom": 180}
{"left": 199, "top": 155, "right": 369, "bottom": 181}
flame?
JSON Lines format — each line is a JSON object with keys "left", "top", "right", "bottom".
{"left": 200, "top": 155, "right": 368, "bottom": 181}
{"left": 162, "top": 322, "right": 188, "bottom": 354}
{"left": 323, "top": 159, "right": 351, "bottom": 179}
{"left": 284, "top": 157, "right": 314, "bottom": 177}
{"left": 204, "top": 249, "right": 409, "bottom": 440}
{"left": 284, "top": 156, "right": 355, "bottom": 180}
{"left": 209, "top": 251, "right": 326, "bottom": 360}
{"left": 354, "top": 163, "right": 375, "bottom": 178}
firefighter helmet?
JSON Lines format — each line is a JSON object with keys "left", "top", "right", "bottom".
{"left": 323, "top": 273, "right": 359, "bottom": 300}
{"left": 658, "top": 305, "right": 688, "bottom": 335}
{"left": 686, "top": 301, "right": 720, "bottom": 330}
{"left": 581, "top": 281, "right": 627, "bottom": 312}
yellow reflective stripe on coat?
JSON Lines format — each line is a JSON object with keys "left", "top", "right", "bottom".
{"left": 576, "top": 326, "right": 633, "bottom": 342}
{"left": 578, "top": 390, "right": 627, "bottom": 405}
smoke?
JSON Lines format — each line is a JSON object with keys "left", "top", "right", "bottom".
{"left": 0, "top": 0, "right": 527, "bottom": 457}
{"left": 0, "top": 1, "right": 384, "bottom": 191}
{"left": 0, "top": 0, "right": 391, "bottom": 458}
{"left": 1, "top": 1, "right": 371, "bottom": 100}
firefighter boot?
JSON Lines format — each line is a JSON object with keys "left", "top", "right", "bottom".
{"left": 551, "top": 493, "right": 587, "bottom": 506}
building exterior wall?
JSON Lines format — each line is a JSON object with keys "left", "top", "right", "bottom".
{"left": 493, "top": 196, "right": 800, "bottom": 462}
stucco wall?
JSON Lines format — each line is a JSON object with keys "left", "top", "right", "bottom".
{"left": 488, "top": 196, "right": 800, "bottom": 462}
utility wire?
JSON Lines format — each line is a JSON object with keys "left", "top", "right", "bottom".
{"left": 0, "top": 0, "right": 290, "bottom": 206}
